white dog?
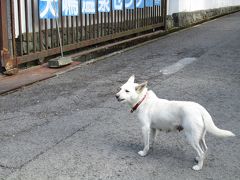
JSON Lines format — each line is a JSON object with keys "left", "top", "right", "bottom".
{"left": 116, "top": 75, "right": 235, "bottom": 170}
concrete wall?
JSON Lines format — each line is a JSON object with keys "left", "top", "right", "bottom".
{"left": 166, "top": 0, "right": 240, "bottom": 30}
{"left": 167, "top": 0, "right": 240, "bottom": 15}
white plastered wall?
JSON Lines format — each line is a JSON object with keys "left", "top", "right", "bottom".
{"left": 167, "top": 0, "right": 240, "bottom": 15}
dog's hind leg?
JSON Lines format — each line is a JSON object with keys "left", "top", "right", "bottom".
{"left": 195, "top": 129, "right": 208, "bottom": 162}
{"left": 200, "top": 130, "right": 208, "bottom": 152}
{"left": 192, "top": 144, "right": 204, "bottom": 170}
{"left": 185, "top": 131, "right": 205, "bottom": 170}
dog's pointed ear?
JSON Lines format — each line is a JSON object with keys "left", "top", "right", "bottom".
{"left": 127, "top": 75, "right": 135, "bottom": 83}
{"left": 135, "top": 81, "right": 148, "bottom": 93}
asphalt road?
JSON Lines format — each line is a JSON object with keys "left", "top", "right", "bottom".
{"left": 0, "top": 12, "right": 240, "bottom": 180}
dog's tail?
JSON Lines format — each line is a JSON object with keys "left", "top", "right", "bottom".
{"left": 200, "top": 106, "right": 235, "bottom": 137}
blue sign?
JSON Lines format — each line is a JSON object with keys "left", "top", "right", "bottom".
{"left": 136, "top": 0, "right": 144, "bottom": 8}
{"left": 113, "top": 0, "right": 123, "bottom": 10}
{"left": 154, "top": 0, "right": 161, "bottom": 6}
{"left": 125, "top": 0, "right": 134, "bottom": 9}
{"left": 39, "top": 0, "right": 59, "bottom": 19}
{"left": 62, "top": 0, "right": 79, "bottom": 16}
{"left": 98, "top": 0, "right": 111, "bottom": 12}
{"left": 82, "top": 0, "right": 96, "bottom": 14}
{"left": 146, "top": 0, "right": 153, "bottom": 7}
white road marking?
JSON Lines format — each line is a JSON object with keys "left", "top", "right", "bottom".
{"left": 160, "top": 57, "right": 197, "bottom": 75}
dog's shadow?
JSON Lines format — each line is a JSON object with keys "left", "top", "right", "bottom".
{"left": 113, "top": 139, "right": 194, "bottom": 169}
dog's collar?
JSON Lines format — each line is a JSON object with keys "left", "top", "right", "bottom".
{"left": 131, "top": 93, "right": 148, "bottom": 113}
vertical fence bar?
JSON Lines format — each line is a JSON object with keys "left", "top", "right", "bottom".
{"left": 163, "top": 0, "right": 166, "bottom": 29}
{"left": 150, "top": 3, "right": 152, "bottom": 25}
{"left": 132, "top": 9, "right": 134, "bottom": 29}
{"left": 114, "top": 10, "right": 116, "bottom": 33}
{"left": 25, "top": 0, "right": 29, "bottom": 54}
{"left": 61, "top": 3, "right": 64, "bottom": 46}
{"left": 38, "top": 1, "right": 43, "bottom": 51}
{"left": 80, "top": 2, "right": 83, "bottom": 41}
{"left": 111, "top": 1, "right": 113, "bottom": 34}
{"left": 147, "top": 7, "right": 149, "bottom": 25}
{"left": 115, "top": 10, "right": 117, "bottom": 32}
{"left": 66, "top": 16, "right": 69, "bottom": 44}
{"left": 137, "top": 8, "right": 139, "bottom": 28}
{"left": 31, "top": 0, "right": 36, "bottom": 52}
{"left": 93, "top": 13, "right": 96, "bottom": 38}
{"left": 104, "top": 12, "right": 106, "bottom": 35}
{"left": 10, "top": 0, "right": 16, "bottom": 57}
{"left": 143, "top": 6, "right": 145, "bottom": 27}
{"left": 76, "top": 15, "right": 79, "bottom": 42}
{"left": 145, "top": 6, "right": 147, "bottom": 26}
{"left": 121, "top": 10, "right": 123, "bottom": 32}
{"left": 155, "top": 4, "right": 157, "bottom": 23}
{"left": 8, "top": 0, "right": 17, "bottom": 57}
{"left": 89, "top": 14, "right": 91, "bottom": 39}
{"left": 161, "top": 0, "right": 164, "bottom": 23}
{"left": 131, "top": 9, "right": 133, "bottom": 29}
{"left": 144, "top": 3, "right": 146, "bottom": 27}
{"left": 45, "top": 19, "right": 48, "bottom": 50}
{"left": 89, "top": 14, "right": 92, "bottom": 39}
{"left": 152, "top": 5, "right": 154, "bottom": 24}
{"left": 96, "top": 0, "right": 99, "bottom": 37}
{"left": 149, "top": 6, "right": 151, "bottom": 25}
{"left": 159, "top": 1, "right": 161, "bottom": 23}
{"left": 123, "top": 2, "right": 126, "bottom": 31}
{"left": 156, "top": 4, "right": 158, "bottom": 24}
{"left": 151, "top": 6, "right": 153, "bottom": 25}
{"left": 154, "top": 4, "right": 156, "bottom": 24}
{"left": 17, "top": 0, "right": 23, "bottom": 55}
{"left": 129, "top": 9, "right": 131, "bottom": 29}
{"left": 117, "top": 10, "right": 120, "bottom": 32}
{"left": 85, "top": 14, "right": 87, "bottom": 39}
{"left": 141, "top": 5, "right": 144, "bottom": 27}
{"left": 126, "top": 9, "right": 128, "bottom": 30}
{"left": 130, "top": 9, "right": 132, "bottom": 29}
{"left": 128, "top": 9, "right": 130, "bottom": 29}
{"left": 0, "top": 1, "right": 8, "bottom": 55}
{"left": 108, "top": 11, "right": 110, "bottom": 35}
{"left": 157, "top": 1, "right": 159, "bottom": 23}
{"left": 100, "top": 12, "right": 102, "bottom": 36}
{"left": 71, "top": 16, "right": 74, "bottom": 43}
{"left": 50, "top": 19, "right": 54, "bottom": 48}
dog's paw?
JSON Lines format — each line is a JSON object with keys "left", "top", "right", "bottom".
{"left": 192, "top": 165, "right": 202, "bottom": 171}
{"left": 138, "top": 151, "right": 147, "bottom": 157}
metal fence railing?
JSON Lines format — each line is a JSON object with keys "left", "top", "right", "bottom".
{"left": 0, "top": 0, "right": 166, "bottom": 68}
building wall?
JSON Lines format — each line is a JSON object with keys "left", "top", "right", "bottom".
{"left": 167, "top": 0, "right": 240, "bottom": 15}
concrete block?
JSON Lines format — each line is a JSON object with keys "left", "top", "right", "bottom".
{"left": 48, "top": 56, "right": 72, "bottom": 68}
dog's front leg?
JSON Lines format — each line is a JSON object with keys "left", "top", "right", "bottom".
{"left": 138, "top": 126, "right": 151, "bottom": 157}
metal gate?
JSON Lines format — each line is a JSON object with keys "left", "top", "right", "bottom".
{"left": 0, "top": 0, "right": 166, "bottom": 72}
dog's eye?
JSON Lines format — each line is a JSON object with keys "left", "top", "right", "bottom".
{"left": 125, "top": 90, "right": 130, "bottom": 93}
